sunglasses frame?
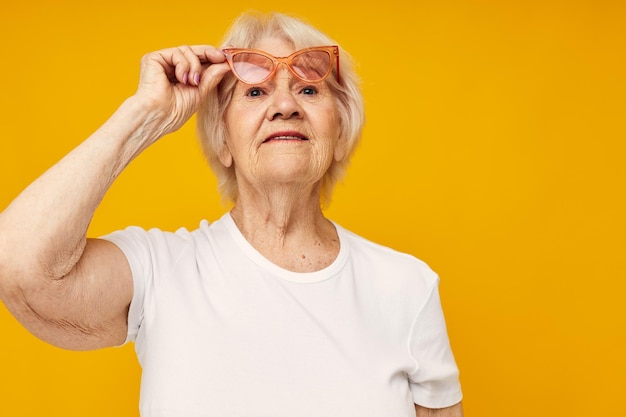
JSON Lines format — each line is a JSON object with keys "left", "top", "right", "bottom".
{"left": 222, "top": 45, "right": 340, "bottom": 85}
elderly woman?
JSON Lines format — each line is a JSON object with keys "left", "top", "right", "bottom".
{"left": 0, "top": 11, "right": 463, "bottom": 417}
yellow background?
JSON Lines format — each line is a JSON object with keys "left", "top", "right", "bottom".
{"left": 1, "top": 0, "right": 624, "bottom": 416}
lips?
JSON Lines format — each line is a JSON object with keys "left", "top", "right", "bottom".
{"left": 263, "top": 131, "right": 309, "bottom": 143}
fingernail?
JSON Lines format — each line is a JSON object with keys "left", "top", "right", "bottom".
{"left": 193, "top": 72, "right": 200, "bottom": 85}
{"left": 182, "top": 72, "right": 189, "bottom": 84}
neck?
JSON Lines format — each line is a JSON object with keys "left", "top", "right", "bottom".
{"left": 230, "top": 183, "right": 339, "bottom": 272}
{"left": 231, "top": 183, "right": 325, "bottom": 245}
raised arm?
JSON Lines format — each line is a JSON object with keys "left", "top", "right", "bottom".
{"left": 415, "top": 402, "right": 464, "bottom": 417}
{"left": 0, "top": 45, "right": 229, "bottom": 351}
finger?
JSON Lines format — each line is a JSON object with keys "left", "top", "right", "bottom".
{"left": 173, "top": 45, "right": 199, "bottom": 85}
{"left": 177, "top": 45, "right": 229, "bottom": 92}
{"left": 181, "top": 45, "right": 221, "bottom": 86}
{"left": 142, "top": 45, "right": 225, "bottom": 89}
{"left": 187, "top": 45, "right": 228, "bottom": 87}
{"left": 148, "top": 46, "right": 198, "bottom": 85}
{"left": 141, "top": 48, "right": 187, "bottom": 85}
{"left": 198, "top": 61, "right": 231, "bottom": 92}
{"left": 166, "top": 45, "right": 225, "bottom": 86}
{"left": 140, "top": 50, "right": 175, "bottom": 84}
{"left": 188, "top": 45, "right": 227, "bottom": 65}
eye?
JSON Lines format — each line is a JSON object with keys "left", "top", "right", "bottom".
{"left": 245, "top": 87, "right": 265, "bottom": 97}
{"left": 301, "top": 86, "right": 319, "bottom": 95}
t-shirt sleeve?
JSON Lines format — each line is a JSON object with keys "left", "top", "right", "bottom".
{"left": 101, "top": 226, "right": 154, "bottom": 345}
{"left": 407, "top": 279, "right": 463, "bottom": 408}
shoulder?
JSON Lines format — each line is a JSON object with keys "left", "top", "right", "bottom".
{"left": 102, "top": 220, "right": 211, "bottom": 249}
{"left": 99, "top": 220, "right": 219, "bottom": 272}
{"left": 336, "top": 224, "right": 439, "bottom": 290}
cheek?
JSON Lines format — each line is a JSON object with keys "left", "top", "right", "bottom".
{"left": 223, "top": 107, "right": 265, "bottom": 170}
{"left": 321, "top": 107, "right": 342, "bottom": 149}
{"left": 225, "top": 102, "right": 260, "bottom": 145}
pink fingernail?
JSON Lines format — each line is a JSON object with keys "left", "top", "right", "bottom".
{"left": 182, "top": 72, "right": 189, "bottom": 84}
{"left": 194, "top": 72, "right": 200, "bottom": 85}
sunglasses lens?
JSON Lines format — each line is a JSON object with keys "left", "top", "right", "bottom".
{"left": 231, "top": 52, "right": 274, "bottom": 84}
{"left": 291, "top": 50, "right": 331, "bottom": 82}
{"left": 227, "top": 48, "right": 334, "bottom": 84}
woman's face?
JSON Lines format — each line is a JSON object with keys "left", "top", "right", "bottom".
{"left": 222, "top": 37, "right": 344, "bottom": 193}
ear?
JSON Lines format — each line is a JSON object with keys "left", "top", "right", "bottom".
{"left": 218, "top": 141, "right": 233, "bottom": 168}
{"left": 333, "top": 134, "right": 348, "bottom": 162}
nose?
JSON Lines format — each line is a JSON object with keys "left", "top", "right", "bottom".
{"left": 266, "top": 69, "right": 303, "bottom": 121}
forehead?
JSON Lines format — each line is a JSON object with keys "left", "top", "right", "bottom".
{"left": 253, "top": 37, "right": 295, "bottom": 58}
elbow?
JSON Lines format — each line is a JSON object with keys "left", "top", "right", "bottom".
{"left": 0, "top": 250, "right": 25, "bottom": 305}
{"left": 0, "top": 236, "right": 85, "bottom": 295}
{"left": 0, "top": 252, "right": 66, "bottom": 337}
{"left": 0, "top": 255, "right": 54, "bottom": 306}
{"left": 0, "top": 272, "right": 118, "bottom": 351}
{"left": 0, "top": 261, "right": 60, "bottom": 324}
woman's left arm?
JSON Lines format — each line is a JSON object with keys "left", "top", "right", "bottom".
{"left": 415, "top": 402, "right": 464, "bottom": 417}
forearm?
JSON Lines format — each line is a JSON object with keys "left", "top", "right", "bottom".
{"left": 0, "top": 96, "right": 162, "bottom": 287}
{"left": 415, "top": 402, "right": 464, "bottom": 417}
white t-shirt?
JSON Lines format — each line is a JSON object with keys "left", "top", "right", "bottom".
{"left": 103, "top": 213, "right": 462, "bottom": 417}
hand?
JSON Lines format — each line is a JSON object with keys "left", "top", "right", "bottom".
{"left": 133, "top": 45, "right": 230, "bottom": 137}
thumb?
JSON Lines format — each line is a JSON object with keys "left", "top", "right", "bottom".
{"left": 198, "top": 62, "right": 231, "bottom": 94}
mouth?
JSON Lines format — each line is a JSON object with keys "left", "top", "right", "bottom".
{"left": 262, "top": 131, "right": 309, "bottom": 143}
